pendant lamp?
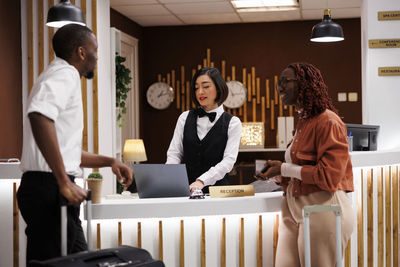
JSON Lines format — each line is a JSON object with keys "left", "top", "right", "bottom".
{"left": 46, "top": 0, "right": 85, "bottom": 28}
{"left": 310, "top": 8, "right": 344, "bottom": 42}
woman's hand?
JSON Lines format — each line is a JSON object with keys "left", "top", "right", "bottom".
{"left": 255, "top": 160, "right": 282, "bottom": 181}
{"left": 189, "top": 179, "right": 204, "bottom": 192}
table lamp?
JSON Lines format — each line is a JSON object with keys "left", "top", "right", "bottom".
{"left": 122, "top": 139, "right": 147, "bottom": 194}
{"left": 123, "top": 139, "right": 147, "bottom": 163}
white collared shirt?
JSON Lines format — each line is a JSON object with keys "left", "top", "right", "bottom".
{"left": 21, "top": 57, "right": 83, "bottom": 176}
{"left": 166, "top": 105, "right": 242, "bottom": 186}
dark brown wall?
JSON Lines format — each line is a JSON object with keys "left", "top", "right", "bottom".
{"left": 141, "top": 19, "right": 362, "bottom": 163}
{"left": 0, "top": 1, "right": 22, "bottom": 158}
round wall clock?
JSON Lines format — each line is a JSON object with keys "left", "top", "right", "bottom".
{"left": 224, "top": 81, "right": 247, "bottom": 109}
{"left": 146, "top": 82, "right": 174, "bottom": 110}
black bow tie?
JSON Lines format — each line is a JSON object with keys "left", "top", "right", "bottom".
{"left": 195, "top": 108, "right": 216, "bottom": 122}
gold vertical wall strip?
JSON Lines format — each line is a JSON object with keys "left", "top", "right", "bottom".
{"left": 180, "top": 220, "right": 185, "bottom": 267}
{"left": 357, "top": 169, "right": 364, "bottom": 267}
{"left": 181, "top": 66, "right": 185, "bottom": 91}
{"left": 261, "top": 97, "right": 265, "bottom": 123}
{"left": 167, "top": 73, "right": 171, "bottom": 86}
{"left": 239, "top": 218, "right": 244, "bottom": 267}
{"left": 393, "top": 166, "right": 399, "bottom": 267}
{"left": 270, "top": 100, "right": 275, "bottom": 130}
{"left": 221, "top": 60, "right": 226, "bottom": 80}
{"left": 157, "top": 74, "right": 161, "bottom": 82}
{"left": 91, "top": 0, "right": 99, "bottom": 156}
{"left": 80, "top": 0, "right": 88, "bottom": 151}
{"left": 137, "top": 222, "right": 142, "bottom": 248}
{"left": 28, "top": 0, "right": 33, "bottom": 95}
{"left": 273, "top": 214, "right": 279, "bottom": 267}
{"left": 279, "top": 96, "right": 283, "bottom": 117}
{"left": 251, "top": 67, "right": 255, "bottom": 96}
{"left": 48, "top": 0, "right": 55, "bottom": 63}
{"left": 378, "top": 167, "right": 384, "bottom": 267}
{"left": 385, "top": 166, "right": 392, "bottom": 266}
{"left": 81, "top": 77, "right": 88, "bottom": 151}
{"left": 252, "top": 98, "right": 256, "bottom": 122}
{"left": 203, "top": 59, "right": 207, "bottom": 68}
{"left": 186, "top": 81, "right": 190, "bottom": 110}
{"left": 172, "top": 70, "right": 176, "bottom": 90}
{"left": 210, "top": 62, "right": 214, "bottom": 68}
{"left": 367, "top": 169, "right": 373, "bottom": 267}
{"left": 247, "top": 75, "right": 251, "bottom": 102}
{"left": 221, "top": 218, "right": 226, "bottom": 267}
{"left": 274, "top": 76, "right": 278, "bottom": 104}
{"left": 243, "top": 101, "right": 247, "bottom": 122}
{"left": 159, "top": 221, "right": 163, "bottom": 261}
{"left": 256, "top": 78, "right": 260, "bottom": 104}
{"left": 38, "top": 0, "right": 44, "bottom": 74}
{"left": 118, "top": 221, "right": 122, "bottom": 246}
{"left": 242, "top": 68, "right": 247, "bottom": 87}
{"left": 257, "top": 215, "right": 262, "bottom": 267}
{"left": 97, "top": 223, "right": 101, "bottom": 249}
{"left": 289, "top": 106, "right": 293, "bottom": 117}
{"left": 13, "top": 183, "right": 19, "bottom": 267}
{"left": 232, "top": 66, "right": 236, "bottom": 81}
{"left": 266, "top": 79, "right": 270, "bottom": 109}
{"left": 201, "top": 219, "right": 206, "bottom": 267}
{"left": 345, "top": 241, "right": 351, "bottom": 267}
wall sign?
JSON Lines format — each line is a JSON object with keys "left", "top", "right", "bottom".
{"left": 378, "top": 11, "right": 400, "bottom": 21}
{"left": 378, "top": 67, "right": 400, "bottom": 76}
{"left": 369, "top": 39, "right": 400, "bottom": 48}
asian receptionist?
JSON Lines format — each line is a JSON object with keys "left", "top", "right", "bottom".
{"left": 166, "top": 67, "right": 242, "bottom": 193}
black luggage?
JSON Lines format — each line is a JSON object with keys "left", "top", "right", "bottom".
{"left": 30, "top": 245, "right": 165, "bottom": 267}
{"left": 30, "top": 191, "right": 165, "bottom": 267}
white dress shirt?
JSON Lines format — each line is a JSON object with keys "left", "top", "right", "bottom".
{"left": 21, "top": 57, "right": 83, "bottom": 177}
{"left": 166, "top": 105, "right": 242, "bottom": 186}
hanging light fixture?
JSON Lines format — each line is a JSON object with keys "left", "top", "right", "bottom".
{"left": 46, "top": 0, "right": 85, "bottom": 28}
{"left": 310, "top": 8, "right": 344, "bottom": 42}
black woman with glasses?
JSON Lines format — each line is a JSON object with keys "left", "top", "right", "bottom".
{"left": 166, "top": 67, "right": 242, "bottom": 193}
{"left": 256, "top": 63, "right": 354, "bottom": 267}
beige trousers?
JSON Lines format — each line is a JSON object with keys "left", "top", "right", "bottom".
{"left": 275, "top": 181, "right": 354, "bottom": 267}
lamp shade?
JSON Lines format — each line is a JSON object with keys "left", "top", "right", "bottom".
{"left": 311, "top": 8, "right": 344, "bottom": 42}
{"left": 123, "top": 139, "right": 147, "bottom": 163}
{"left": 46, "top": 0, "right": 85, "bottom": 28}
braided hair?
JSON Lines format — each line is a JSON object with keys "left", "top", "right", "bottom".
{"left": 288, "top": 63, "right": 338, "bottom": 119}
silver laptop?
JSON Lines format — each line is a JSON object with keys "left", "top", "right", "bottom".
{"left": 133, "top": 164, "right": 191, "bottom": 198}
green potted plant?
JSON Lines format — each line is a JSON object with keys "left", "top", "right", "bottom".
{"left": 115, "top": 53, "right": 132, "bottom": 128}
{"left": 87, "top": 172, "right": 103, "bottom": 204}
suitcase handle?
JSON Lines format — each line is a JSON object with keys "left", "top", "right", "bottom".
{"left": 61, "top": 190, "right": 93, "bottom": 256}
{"left": 302, "top": 204, "right": 342, "bottom": 267}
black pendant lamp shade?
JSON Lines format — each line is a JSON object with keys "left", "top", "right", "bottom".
{"left": 311, "top": 8, "right": 344, "bottom": 42}
{"left": 46, "top": 0, "right": 85, "bottom": 28}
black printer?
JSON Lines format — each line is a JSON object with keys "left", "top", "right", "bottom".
{"left": 345, "top": 123, "right": 379, "bottom": 151}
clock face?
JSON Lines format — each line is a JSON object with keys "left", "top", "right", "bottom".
{"left": 146, "top": 82, "right": 174, "bottom": 110}
{"left": 224, "top": 81, "right": 247, "bottom": 109}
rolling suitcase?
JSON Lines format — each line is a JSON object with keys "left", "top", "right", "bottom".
{"left": 30, "top": 191, "right": 165, "bottom": 267}
{"left": 302, "top": 204, "right": 342, "bottom": 267}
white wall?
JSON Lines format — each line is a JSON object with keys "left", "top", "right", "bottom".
{"left": 361, "top": 0, "right": 400, "bottom": 149}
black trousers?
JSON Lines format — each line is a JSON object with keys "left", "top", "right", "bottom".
{"left": 17, "top": 171, "right": 87, "bottom": 265}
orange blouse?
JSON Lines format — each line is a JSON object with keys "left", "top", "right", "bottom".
{"left": 280, "top": 109, "right": 354, "bottom": 197}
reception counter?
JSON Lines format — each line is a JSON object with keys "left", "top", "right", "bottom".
{"left": 1, "top": 150, "right": 400, "bottom": 267}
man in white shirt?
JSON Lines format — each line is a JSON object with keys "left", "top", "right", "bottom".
{"left": 17, "top": 24, "right": 132, "bottom": 264}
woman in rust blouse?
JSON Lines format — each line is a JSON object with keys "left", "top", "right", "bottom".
{"left": 257, "top": 63, "right": 354, "bottom": 267}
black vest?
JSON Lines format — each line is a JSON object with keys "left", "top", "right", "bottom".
{"left": 183, "top": 110, "right": 233, "bottom": 193}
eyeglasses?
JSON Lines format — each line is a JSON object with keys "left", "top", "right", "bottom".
{"left": 277, "top": 78, "right": 297, "bottom": 88}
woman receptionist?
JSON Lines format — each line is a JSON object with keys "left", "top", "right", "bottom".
{"left": 166, "top": 67, "right": 242, "bottom": 193}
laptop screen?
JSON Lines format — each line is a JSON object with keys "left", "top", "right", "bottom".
{"left": 133, "top": 164, "right": 191, "bottom": 198}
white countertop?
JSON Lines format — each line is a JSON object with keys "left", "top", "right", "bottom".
{"left": 88, "top": 192, "right": 283, "bottom": 220}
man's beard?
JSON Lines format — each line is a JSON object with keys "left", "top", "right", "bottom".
{"left": 85, "top": 70, "right": 94, "bottom": 79}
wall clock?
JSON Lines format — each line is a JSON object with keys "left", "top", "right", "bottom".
{"left": 224, "top": 81, "right": 247, "bottom": 109}
{"left": 146, "top": 82, "right": 174, "bottom": 110}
